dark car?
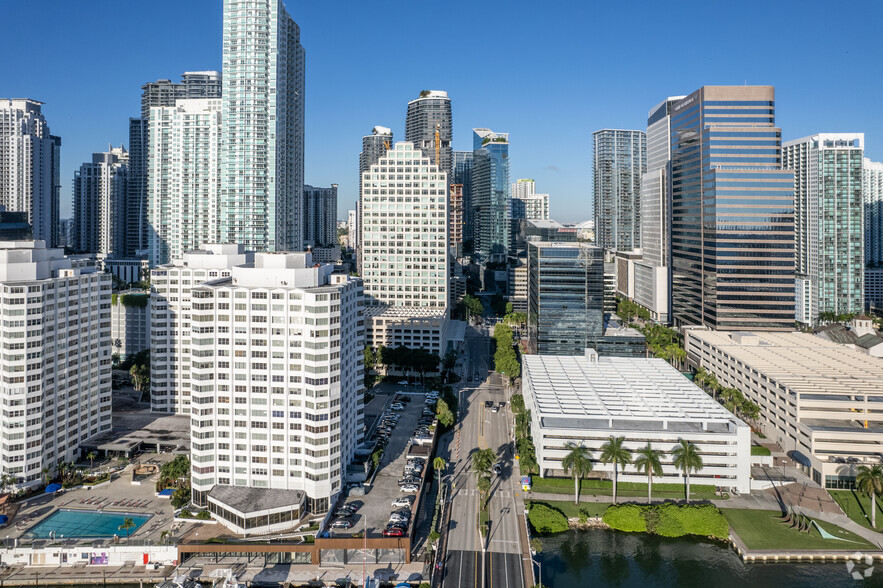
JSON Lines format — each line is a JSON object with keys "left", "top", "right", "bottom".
{"left": 492, "top": 463, "right": 502, "bottom": 475}
{"left": 485, "top": 401, "right": 494, "bottom": 408}
{"left": 331, "top": 518, "right": 354, "bottom": 529}
{"left": 382, "top": 527, "right": 405, "bottom": 537}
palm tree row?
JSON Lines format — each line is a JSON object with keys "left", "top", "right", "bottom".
{"left": 561, "top": 437, "right": 704, "bottom": 505}
{"left": 694, "top": 367, "right": 762, "bottom": 428}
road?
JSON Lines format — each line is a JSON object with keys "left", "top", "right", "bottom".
{"left": 440, "top": 326, "right": 526, "bottom": 588}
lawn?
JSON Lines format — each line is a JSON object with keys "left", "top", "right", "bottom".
{"left": 721, "top": 508, "right": 875, "bottom": 551}
{"left": 529, "top": 476, "right": 721, "bottom": 501}
{"left": 829, "top": 489, "right": 883, "bottom": 532}
{"left": 526, "top": 499, "right": 610, "bottom": 519}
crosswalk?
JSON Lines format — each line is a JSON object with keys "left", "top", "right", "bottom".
{"left": 456, "top": 488, "right": 512, "bottom": 498}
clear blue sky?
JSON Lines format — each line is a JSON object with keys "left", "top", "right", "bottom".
{"left": 3, "top": 0, "right": 882, "bottom": 223}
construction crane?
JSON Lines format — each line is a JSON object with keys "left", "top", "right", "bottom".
{"left": 434, "top": 123, "right": 441, "bottom": 167}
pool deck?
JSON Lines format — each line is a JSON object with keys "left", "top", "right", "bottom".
{"left": 4, "top": 458, "right": 216, "bottom": 546}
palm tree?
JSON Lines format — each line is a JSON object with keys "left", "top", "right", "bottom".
{"left": 477, "top": 476, "right": 492, "bottom": 509}
{"left": 433, "top": 457, "right": 447, "bottom": 480}
{"left": 694, "top": 366, "right": 709, "bottom": 390}
{"left": 672, "top": 440, "right": 704, "bottom": 503}
{"left": 119, "top": 517, "right": 136, "bottom": 538}
{"left": 86, "top": 451, "right": 98, "bottom": 471}
{"left": 41, "top": 467, "right": 51, "bottom": 486}
{"left": 471, "top": 448, "right": 496, "bottom": 477}
{"left": 600, "top": 436, "right": 632, "bottom": 504}
{"left": 633, "top": 443, "right": 664, "bottom": 504}
{"left": 515, "top": 410, "right": 531, "bottom": 439}
{"left": 856, "top": 465, "right": 883, "bottom": 528}
{"left": 561, "top": 442, "right": 593, "bottom": 505}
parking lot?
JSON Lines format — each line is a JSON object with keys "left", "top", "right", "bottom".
{"left": 330, "top": 382, "right": 437, "bottom": 539}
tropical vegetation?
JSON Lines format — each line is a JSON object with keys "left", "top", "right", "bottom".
{"left": 599, "top": 436, "right": 632, "bottom": 504}
{"left": 672, "top": 440, "right": 704, "bottom": 503}
{"left": 603, "top": 503, "right": 729, "bottom": 540}
{"left": 856, "top": 464, "right": 883, "bottom": 528}
{"left": 561, "top": 443, "right": 593, "bottom": 505}
{"left": 633, "top": 443, "right": 664, "bottom": 504}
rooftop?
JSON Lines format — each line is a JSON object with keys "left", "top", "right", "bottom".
{"left": 364, "top": 305, "right": 447, "bottom": 319}
{"left": 207, "top": 486, "right": 305, "bottom": 514}
{"left": 523, "top": 352, "right": 739, "bottom": 428}
{"left": 687, "top": 331, "right": 883, "bottom": 395}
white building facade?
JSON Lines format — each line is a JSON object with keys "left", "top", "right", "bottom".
{"left": 187, "top": 252, "right": 364, "bottom": 513}
{"left": 72, "top": 147, "right": 128, "bottom": 256}
{"left": 523, "top": 350, "right": 751, "bottom": 493}
{"left": 865, "top": 158, "right": 883, "bottom": 268}
{"left": 0, "top": 240, "right": 112, "bottom": 486}
{"left": 148, "top": 99, "right": 222, "bottom": 267}
{"left": 111, "top": 290, "right": 150, "bottom": 361}
{"left": 150, "top": 244, "right": 251, "bottom": 414}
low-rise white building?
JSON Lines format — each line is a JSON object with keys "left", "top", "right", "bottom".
{"left": 0, "top": 240, "right": 112, "bottom": 486}
{"left": 523, "top": 349, "right": 750, "bottom": 493}
{"left": 684, "top": 330, "right": 883, "bottom": 488}
{"left": 111, "top": 290, "right": 150, "bottom": 360}
{"left": 365, "top": 306, "right": 448, "bottom": 357}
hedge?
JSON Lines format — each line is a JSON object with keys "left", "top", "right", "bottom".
{"left": 531, "top": 475, "right": 715, "bottom": 494}
{"left": 750, "top": 445, "right": 771, "bottom": 456}
{"left": 528, "top": 503, "right": 569, "bottom": 534}
{"left": 603, "top": 504, "right": 729, "bottom": 540}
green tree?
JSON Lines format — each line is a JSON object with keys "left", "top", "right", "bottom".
{"left": 515, "top": 410, "right": 531, "bottom": 440}
{"left": 119, "top": 517, "right": 136, "bottom": 538}
{"left": 461, "top": 294, "right": 483, "bottom": 322}
{"left": 633, "top": 443, "right": 664, "bottom": 504}
{"left": 600, "top": 436, "right": 632, "bottom": 504}
{"left": 672, "top": 440, "right": 704, "bottom": 504}
{"left": 433, "top": 457, "right": 447, "bottom": 480}
{"left": 472, "top": 448, "right": 496, "bottom": 477}
{"left": 510, "top": 393, "right": 525, "bottom": 414}
{"left": 856, "top": 465, "right": 883, "bottom": 528}
{"left": 561, "top": 442, "right": 593, "bottom": 505}
{"left": 86, "top": 451, "right": 98, "bottom": 470}
{"left": 41, "top": 467, "right": 51, "bottom": 485}
{"left": 477, "top": 475, "right": 492, "bottom": 508}
{"left": 436, "top": 398, "right": 454, "bottom": 428}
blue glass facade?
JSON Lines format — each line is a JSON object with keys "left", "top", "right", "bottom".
{"left": 669, "top": 87, "right": 795, "bottom": 331}
{"left": 472, "top": 129, "right": 510, "bottom": 263}
{"left": 453, "top": 151, "right": 473, "bottom": 251}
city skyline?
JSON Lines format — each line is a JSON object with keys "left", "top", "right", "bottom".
{"left": 3, "top": 0, "right": 881, "bottom": 224}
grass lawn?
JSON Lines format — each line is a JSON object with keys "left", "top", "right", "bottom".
{"left": 829, "top": 490, "right": 883, "bottom": 532}
{"left": 529, "top": 476, "right": 721, "bottom": 501}
{"left": 526, "top": 499, "right": 610, "bottom": 519}
{"left": 721, "top": 508, "right": 875, "bottom": 551}
{"left": 479, "top": 508, "right": 489, "bottom": 536}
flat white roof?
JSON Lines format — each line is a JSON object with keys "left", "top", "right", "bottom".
{"left": 364, "top": 305, "right": 446, "bottom": 319}
{"left": 524, "top": 354, "right": 738, "bottom": 424}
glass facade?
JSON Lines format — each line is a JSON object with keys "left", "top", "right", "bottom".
{"left": 453, "top": 151, "right": 474, "bottom": 251}
{"left": 670, "top": 87, "right": 795, "bottom": 331}
{"left": 593, "top": 129, "right": 647, "bottom": 252}
{"left": 472, "top": 129, "right": 510, "bottom": 263}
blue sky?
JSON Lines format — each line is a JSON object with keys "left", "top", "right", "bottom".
{"left": 3, "top": 0, "right": 882, "bottom": 223}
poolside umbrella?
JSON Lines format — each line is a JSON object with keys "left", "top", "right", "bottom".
{"left": 45, "top": 483, "right": 62, "bottom": 494}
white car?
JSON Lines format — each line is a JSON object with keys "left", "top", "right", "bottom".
{"left": 390, "top": 403, "right": 405, "bottom": 411}
{"left": 400, "top": 484, "right": 419, "bottom": 493}
{"left": 392, "top": 497, "right": 413, "bottom": 508}
{"left": 389, "top": 513, "right": 409, "bottom": 524}
{"left": 398, "top": 380, "right": 409, "bottom": 386}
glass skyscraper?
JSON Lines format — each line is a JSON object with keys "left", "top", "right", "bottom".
{"left": 221, "top": 0, "right": 305, "bottom": 252}
{"left": 472, "top": 129, "right": 510, "bottom": 264}
{"left": 453, "top": 151, "right": 473, "bottom": 251}
{"left": 670, "top": 86, "right": 795, "bottom": 331}
{"left": 593, "top": 129, "right": 646, "bottom": 252}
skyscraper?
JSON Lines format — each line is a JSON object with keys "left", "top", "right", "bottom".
{"left": 221, "top": 0, "right": 305, "bottom": 252}
{"left": 592, "top": 129, "right": 646, "bottom": 252}
{"left": 72, "top": 146, "right": 129, "bottom": 256}
{"left": 148, "top": 98, "right": 223, "bottom": 266}
{"left": 453, "top": 151, "right": 474, "bottom": 251}
{"left": 669, "top": 86, "right": 795, "bottom": 331}
{"left": 865, "top": 158, "right": 883, "bottom": 268}
{"left": 510, "top": 179, "right": 550, "bottom": 220}
{"left": 405, "top": 91, "right": 452, "bottom": 179}
{"left": 130, "top": 72, "right": 221, "bottom": 259}
{"left": 0, "top": 99, "right": 61, "bottom": 246}
{"left": 303, "top": 184, "right": 337, "bottom": 248}
{"left": 783, "top": 134, "right": 864, "bottom": 324}
{"left": 357, "top": 126, "right": 392, "bottom": 272}
{"left": 472, "top": 129, "right": 510, "bottom": 264}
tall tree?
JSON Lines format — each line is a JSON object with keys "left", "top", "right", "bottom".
{"left": 561, "top": 442, "right": 593, "bottom": 505}
{"left": 600, "top": 436, "right": 632, "bottom": 504}
{"left": 672, "top": 440, "right": 704, "bottom": 503}
{"left": 856, "top": 465, "right": 883, "bottom": 528}
{"left": 633, "top": 443, "right": 664, "bottom": 504}
{"left": 472, "top": 448, "right": 496, "bottom": 477}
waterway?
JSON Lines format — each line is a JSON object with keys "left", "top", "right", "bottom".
{"left": 535, "top": 529, "right": 883, "bottom": 587}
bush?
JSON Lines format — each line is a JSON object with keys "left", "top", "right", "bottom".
{"left": 603, "top": 504, "right": 647, "bottom": 533}
{"left": 178, "top": 509, "right": 193, "bottom": 519}
{"left": 171, "top": 486, "right": 191, "bottom": 509}
{"left": 578, "top": 509, "right": 589, "bottom": 524}
{"left": 510, "top": 393, "right": 525, "bottom": 414}
{"left": 195, "top": 510, "right": 211, "bottom": 520}
{"left": 528, "top": 503, "right": 569, "bottom": 534}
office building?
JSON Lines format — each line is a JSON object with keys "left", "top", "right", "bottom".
{"left": 303, "top": 184, "right": 337, "bottom": 249}
{"left": 523, "top": 349, "right": 750, "bottom": 493}
{"left": 111, "top": 290, "right": 150, "bottom": 361}
{"left": 783, "top": 134, "right": 864, "bottom": 324}
{"left": 150, "top": 244, "right": 252, "bottom": 414}
{"left": 453, "top": 151, "right": 474, "bottom": 251}
{"left": 669, "top": 86, "right": 795, "bottom": 331}
{"left": 187, "top": 251, "right": 365, "bottom": 515}
{"left": 0, "top": 240, "right": 112, "bottom": 487}
{"left": 405, "top": 91, "right": 452, "bottom": 179}
{"left": 473, "top": 129, "right": 510, "bottom": 264}
{"left": 510, "top": 179, "right": 550, "bottom": 220}
{"left": 865, "top": 158, "right": 883, "bottom": 268}
{"left": 685, "top": 329, "right": 883, "bottom": 489}
{"left": 0, "top": 99, "right": 61, "bottom": 246}
{"left": 357, "top": 126, "right": 393, "bottom": 272}
{"left": 592, "top": 129, "right": 646, "bottom": 252}
{"left": 360, "top": 142, "right": 450, "bottom": 354}
{"left": 72, "top": 146, "right": 129, "bottom": 256}
{"left": 147, "top": 99, "right": 222, "bottom": 267}
{"left": 129, "top": 72, "right": 222, "bottom": 258}
{"left": 221, "top": 0, "right": 305, "bottom": 252}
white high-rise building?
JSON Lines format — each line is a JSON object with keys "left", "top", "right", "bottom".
{"left": 72, "top": 146, "right": 128, "bottom": 256}
{"left": 187, "top": 251, "right": 365, "bottom": 513}
{"left": 150, "top": 244, "right": 251, "bottom": 414}
{"left": 347, "top": 208, "right": 358, "bottom": 251}
{"left": 510, "top": 179, "right": 550, "bottom": 220}
{"left": 220, "top": 0, "right": 305, "bottom": 252}
{"left": 360, "top": 142, "right": 450, "bottom": 354}
{"left": 865, "top": 157, "right": 883, "bottom": 268}
{"left": 0, "top": 100, "right": 61, "bottom": 246}
{"left": 148, "top": 99, "right": 222, "bottom": 266}
{"left": 0, "top": 240, "right": 112, "bottom": 487}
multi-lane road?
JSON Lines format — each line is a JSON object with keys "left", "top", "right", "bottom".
{"left": 439, "top": 327, "right": 528, "bottom": 588}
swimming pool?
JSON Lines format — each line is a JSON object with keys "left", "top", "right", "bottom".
{"left": 24, "top": 509, "right": 152, "bottom": 539}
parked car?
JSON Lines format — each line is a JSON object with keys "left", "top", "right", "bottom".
{"left": 331, "top": 518, "right": 354, "bottom": 529}
{"left": 400, "top": 484, "right": 419, "bottom": 493}
{"left": 390, "top": 403, "right": 405, "bottom": 411}
{"left": 398, "top": 477, "right": 421, "bottom": 487}
{"left": 392, "top": 497, "right": 414, "bottom": 508}
{"left": 398, "top": 380, "right": 409, "bottom": 386}
{"left": 383, "top": 526, "right": 406, "bottom": 537}
{"left": 474, "top": 373, "right": 479, "bottom": 380}
{"left": 389, "top": 513, "right": 409, "bottom": 524}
